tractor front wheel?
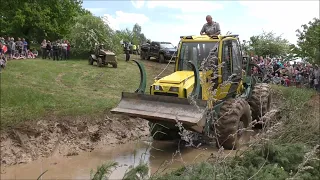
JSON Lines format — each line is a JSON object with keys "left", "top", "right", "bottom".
{"left": 159, "top": 54, "right": 165, "bottom": 63}
{"left": 140, "top": 51, "right": 145, "bottom": 60}
{"left": 97, "top": 57, "right": 103, "bottom": 67}
{"left": 214, "top": 98, "right": 252, "bottom": 150}
{"left": 148, "top": 122, "right": 180, "bottom": 141}
{"left": 88, "top": 56, "right": 94, "bottom": 65}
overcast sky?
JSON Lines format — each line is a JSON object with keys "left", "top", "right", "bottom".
{"left": 83, "top": 0, "right": 319, "bottom": 46}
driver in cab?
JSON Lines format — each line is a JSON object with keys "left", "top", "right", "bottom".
{"left": 200, "top": 15, "right": 221, "bottom": 36}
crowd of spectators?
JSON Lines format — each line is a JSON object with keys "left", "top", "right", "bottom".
{"left": 0, "top": 36, "right": 39, "bottom": 60}
{"left": 251, "top": 55, "right": 320, "bottom": 92}
{"left": 40, "top": 39, "right": 71, "bottom": 60}
{"left": 0, "top": 37, "right": 72, "bottom": 72}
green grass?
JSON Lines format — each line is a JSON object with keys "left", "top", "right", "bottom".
{"left": 0, "top": 55, "right": 174, "bottom": 129}
{"left": 271, "top": 85, "right": 319, "bottom": 146}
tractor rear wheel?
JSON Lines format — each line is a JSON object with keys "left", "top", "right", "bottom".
{"left": 248, "top": 83, "right": 271, "bottom": 127}
{"left": 97, "top": 57, "right": 103, "bottom": 67}
{"left": 215, "top": 98, "right": 252, "bottom": 150}
{"left": 148, "top": 122, "right": 180, "bottom": 140}
{"left": 111, "top": 63, "right": 117, "bottom": 68}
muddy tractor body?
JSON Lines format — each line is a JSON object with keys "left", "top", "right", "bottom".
{"left": 89, "top": 44, "right": 118, "bottom": 68}
{"left": 111, "top": 35, "right": 271, "bottom": 150}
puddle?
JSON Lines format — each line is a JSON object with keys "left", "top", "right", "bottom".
{"left": 0, "top": 138, "right": 245, "bottom": 179}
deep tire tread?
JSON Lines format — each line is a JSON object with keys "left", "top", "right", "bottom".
{"left": 215, "top": 98, "right": 252, "bottom": 150}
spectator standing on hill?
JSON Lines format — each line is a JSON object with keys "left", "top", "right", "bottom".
{"left": 8, "top": 38, "right": 15, "bottom": 59}
{"left": 22, "top": 38, "right": 28, "bottom": 56}
{"left": 67, "top": 41, "right": 70, "bottom": 59}
{"left": 125, "top": 42, "right": 130, "bottom": 62}
{"left": 314, "top": 65, "right": 320, "bottom": 92}
{"left": 41, "top": 39, "right": 47, "bottom": 59}
{"left": 45, "top": 41, "right": 52, "bottom": 59}
{"left": 61, "top": 40, "right": 68, "bottom": 60}
{"left": 52, "top": 41, "right": 59, "bottom": 61}
{"left": 16, "top": 38, "right": 23, "bottom": 55}
{"left": 0, "top": 42, "right": 7, "bottom": 72}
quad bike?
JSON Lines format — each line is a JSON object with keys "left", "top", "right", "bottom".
{"left": 111, "top": 34, "right": 271, "bottom": 150}
{"left": 89, "top": 44, "right": 118, "bottom": 68}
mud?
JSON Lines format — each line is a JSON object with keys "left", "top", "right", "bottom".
{"left": 1, "top": 138, "right": 254, "bottom": 179}
{"left": 0, "top": 114, "right": 149, "bottom": 167}
{"left": 0, "top": 83, "right": 285, "bottom": 177}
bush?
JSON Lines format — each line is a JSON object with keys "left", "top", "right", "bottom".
{"left": 67, "top": 14, "right": 123, "bottom": 59}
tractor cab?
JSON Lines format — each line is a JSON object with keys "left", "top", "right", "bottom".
{"left": 150, "top": 35, "right": 244, "bottom": 101}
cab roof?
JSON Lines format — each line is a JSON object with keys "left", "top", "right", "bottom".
{"left": 179, "top": 34, "right": 239, "bottom": 42}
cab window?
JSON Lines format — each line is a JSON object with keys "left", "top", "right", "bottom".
{"left": 178, "top": 42, "right": 219, "bottom": 71}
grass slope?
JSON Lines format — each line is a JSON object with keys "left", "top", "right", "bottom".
{"left": 0, "top": 56, "right": 174, "bottom": 129}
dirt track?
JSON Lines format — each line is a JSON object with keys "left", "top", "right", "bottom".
{"left": 0, "top": 113, "right": 149, "bottom": 167}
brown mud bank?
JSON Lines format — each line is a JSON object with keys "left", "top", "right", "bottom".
{"left": 0, "top": 113, "right": 149, "bottom": 167}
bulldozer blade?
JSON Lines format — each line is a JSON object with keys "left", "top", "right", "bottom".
{"left": 111, "top": 92, "right": 207, "bottom": 127}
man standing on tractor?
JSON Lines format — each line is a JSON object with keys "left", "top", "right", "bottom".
{"left": 200, "top": 15, "right": 221, "bottom": 36}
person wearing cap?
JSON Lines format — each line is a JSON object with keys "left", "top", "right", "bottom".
{"left": 200, "top": 15, "right": 221, "bottom": 36}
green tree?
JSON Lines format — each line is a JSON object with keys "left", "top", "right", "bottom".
{"left": 293, "top": 18, "right": 320, "bottom": 64}
{"left": 0, "top": 0, "right": 88, "bottom": 43}
{"left": 132, "top": 23, "right": 146, "bottom": 45}
{"left": 246, "top": 31, "right": 290, "bottom": 58}
{"left": 67, "top": 14, "right": 123, "bottom": 57}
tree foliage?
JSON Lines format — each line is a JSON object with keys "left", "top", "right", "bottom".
{"left": 0, "top": 0, "right": 89, "bottom": 43}
{"left": 244, "top": 31, "right": 290, "bottom": 58}
{"left": 292, "top": 18, "right": 320, "bottom": 64}
{"left": 0, "top": 0, "right": 149, "bottom": 57}
{"left": 115, "top": 23, "right": 147, "bottom": 45}
{"left": 67, "top": 15, "right": 123, "bottom": 56}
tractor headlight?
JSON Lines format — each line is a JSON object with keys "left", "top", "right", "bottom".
{"left": 165, "top": 50, "right": 170, "bottom": 54}
{"left": 154, "top": 85, "right": 162, "bottom": 91}
{"left": 169, "top": 87, "right": 179, "bottom": 92}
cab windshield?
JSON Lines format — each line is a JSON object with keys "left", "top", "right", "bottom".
{"left": 178, "top": 42, "right": 219, "bottom": 71}
{"left": 160, "top": 43, "right": 175, "bottom": 49}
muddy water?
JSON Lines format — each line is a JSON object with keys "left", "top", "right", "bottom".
{"left": 0, "top": 138, "right": 246, "bottom": 180}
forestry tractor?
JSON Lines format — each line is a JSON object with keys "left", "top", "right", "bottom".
{"left": 89, "top": 44, "right": 118, "bottom": 68}
{"left": 111, "top": 34, "right": 271, "bottom": 150}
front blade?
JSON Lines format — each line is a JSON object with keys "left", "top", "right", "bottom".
{"left": 111, "top": 92, "right": 207, "bottom": 126}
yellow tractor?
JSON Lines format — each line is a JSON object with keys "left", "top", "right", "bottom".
{"left": 111, "top": 35, "right": 271, "bottom": 150}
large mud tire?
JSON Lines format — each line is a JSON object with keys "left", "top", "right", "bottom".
{"left": 159, "top": 54, "right": 165, "bottom": 63}
{"left": 148, "top": 122, "right": 180, "bottom": 140}
{"left": 215, "top": 98, "right": 252, "bottom": 150}
{"left": 248, "top": 83, "right": 271, "bottom": 125}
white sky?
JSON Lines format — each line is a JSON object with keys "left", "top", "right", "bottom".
{"left": 95, "top": 0, "right": 320, "bottom": 46}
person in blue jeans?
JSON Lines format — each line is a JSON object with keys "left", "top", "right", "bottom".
{"left": 22, "top": 38, "right": 28, "bottom": 57}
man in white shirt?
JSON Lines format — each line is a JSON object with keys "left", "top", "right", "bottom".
{"left": 61, "top": 40, "right": 68, "bottom": 60}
